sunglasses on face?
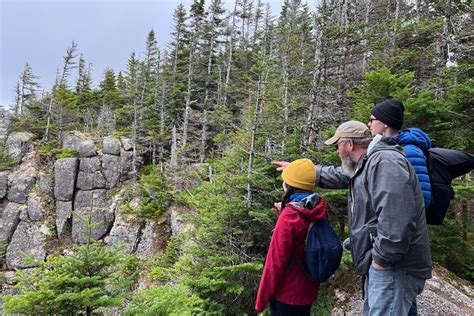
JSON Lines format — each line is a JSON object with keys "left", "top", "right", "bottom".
{"left": 369, "top": 117, "right": 378, "bottom": 123}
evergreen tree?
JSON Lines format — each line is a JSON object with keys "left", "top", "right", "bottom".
{"left": 14, "top": 62, "right": 40, "bottom": 117}
{"left": 3, "top": 242, "right": 139, "bottom": 315}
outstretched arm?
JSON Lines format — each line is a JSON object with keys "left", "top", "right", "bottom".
{"left": 271, "top": 161, "right": 349, "bottom": 189}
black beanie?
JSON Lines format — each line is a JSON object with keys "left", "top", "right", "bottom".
{"left": 371, "top": 99, "right": 405, "bottom": 130}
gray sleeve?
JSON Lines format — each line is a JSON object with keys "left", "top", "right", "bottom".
{"left": 316, "top": 165, "right": 350, "bottom": 189}
{"left": 368, "top": 154, "right": 419, "bottom": 266}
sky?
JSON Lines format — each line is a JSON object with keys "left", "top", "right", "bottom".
{"left": 0, "top": 0, "right": 300, "bottom": 107}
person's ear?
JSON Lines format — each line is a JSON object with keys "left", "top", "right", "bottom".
{"left": 348, "top": 139, "right": 354, "bottom": 150}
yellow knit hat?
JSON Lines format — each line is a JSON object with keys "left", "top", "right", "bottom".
{"left": 281, "top": 158, "right": 316, "bottom": 191}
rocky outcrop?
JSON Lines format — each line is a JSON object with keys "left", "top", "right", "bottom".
{"left": 103, "top": 154, "right": 121, "bottom": 188}
{"left": 5, "top": 132, "right": 36, "bottom": 162}
{"left": 27, "top": 192, "right": 45, "bottom": 221}
{"left": 105, "top": 213, "right": 143, "bottom": 254}
{"left": 120, "top": 149, "right": 134, "bottom": 180}
{"left": 0, "top": 171, "right": 8, "bottom": 199}
{"left": 56, "top": 200, "right": 72, "bottom": 238}
{"left": 0, "top": 202, "right": 24, "bottom": 242}
{"left": 136, "top": 219, "right": 171, "bottom": 258}
{"left": 79, "top": 140, "right": 96, "bottom": 157}
{"left": 120, "top": 137, "right": 133, "bottom": 151}
{"left": 72, "top": 189, "right": 115, "bottom": 243}
{"left": 6, "top": 221, "right": 47, "bottom": 269}
{"left": 76, "top": 171, "right": 107, "bottom": 190}
{"left": 0, "top": 135, "right": 171, "bottom": 286}
{"left": 103, "top": 137, "right": 121, "bottom": 155}
{"left": 79, "top": 156, "right": 101, "bottom": 173}
{"left": 7, "top": 171, "right": 35, "bottom": 204}
{"left": 54, "top": 158, "right": 78, "bottom": 201}
{"left": 62, "top": 134, "right": 82, "bottom": 151}
{"left": 169, "top": 204, "right": 194, "bottom": 236}
{"left": 36, "top": 171, "right": 54, "bottom": 196}
{"left": 417, "top": 265, "right": 474, "bottom": 314}
{"left": 331, "top": 263, "right": 474, "bottom": 315}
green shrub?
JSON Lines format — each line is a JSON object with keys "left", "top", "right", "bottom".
{"left": 123, "top": 284, "right": 208, "bottom": 316}
{"left": 311, "top": 283, "right": 334, "bottom": 316}
{"left": 3, "top": 242, "right": 140, "bottom": 315}
{"left": 38, "top": 141, "right": 79, "bottom": 159}
{"left": 429, "top": 218, "right": 474, "bottom": 281}
{"left": 122, "top": 165, "right": 173, "bottom": 219}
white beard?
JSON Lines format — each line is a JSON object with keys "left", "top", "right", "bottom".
{"left": 341, "top": 154, "right": 356, "bottom": 178}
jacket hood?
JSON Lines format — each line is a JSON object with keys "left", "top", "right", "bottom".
{"left": 288, "top": 193, "right": 328, "bottom": 221}
{"left": 395, "top": 128, "right": 432, "bottom": 151}
{"left": 367, "top": 134, "right": 404, "bottom": 156}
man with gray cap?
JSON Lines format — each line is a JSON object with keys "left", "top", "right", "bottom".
{"left": 273, "top": 120, "right": 432, "bottom": 315}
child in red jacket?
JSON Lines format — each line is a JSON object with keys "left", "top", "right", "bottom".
{"left": 255, "top": 159, "right": 328, "bottom": 315}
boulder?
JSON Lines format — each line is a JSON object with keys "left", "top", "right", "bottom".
{"left": 5, "top": 132, "right": 35, "bottom": 162}
{"left": 76, "top": 171, "right": 106, "bottom": 190}
{"left": 79, "top": 140, "right": 96, "bottom": 157}
{"left": 56, "top": 200, "right": 72, "bottom": 238}
{"left": 136, "top": 219, "right": 170, "bottom": 258}
{"left": 331, "top": 264, "right": 474, "bottom": 315}
{"left": 120, "top": 150, "right": 134, "bottom": 180}
{"left": 0, "top": 171, "right": 8, "bottom": 199}
{"left": 7, "top": 172, "right": 35, "bottom": 204}
{"left": 103, "top": 137, "right": 121, "bottom": 155}
{"left": 36, "top": 171, "right": 54, "bottom": 196}
{"left": 104, "top": 170, "right": 120, "bottom": 189}
{"left": 0, "top": 202, "right": 24, "bottom": 242}
{"left": 27, "top": 192, "right": 44, "bottom": 221}
{"left": 54, "top": 158, "right": 78, "bottom": 201}
{"left": 72, "top": 190, "right": 115, "bottom": 243}
{"left": 105, "top": 214, "right": 143, "bottom": 254}
{"left": 169, "top": 205, "right": 194, "bottom": 236}
{"left": 6, "top": 221, "right": 47, "bottom": 269}
{"left": 416, "top": 266, "right": 474, "bottom": 314}
{"left": 120, "top": 138, "right": 133, "bottom": 151}
{"left": 62, "top": 134, "right": 82, "bottom": 151}
{"left": 79, "top": 156, "right": 101, "bottom": 173}
{"left": 102, "top": 154, "right": 120, "bottom": 172}
{"left": 0, "top": 271, "right": 18, "bottom": 303}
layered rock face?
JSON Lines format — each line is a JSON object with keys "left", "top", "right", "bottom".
{"left": 0, "top": 133, "right": 171, "bottom": 273}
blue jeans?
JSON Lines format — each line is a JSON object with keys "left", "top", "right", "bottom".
{"left": 363, "top": 266, "right": 425, "bottom": 316}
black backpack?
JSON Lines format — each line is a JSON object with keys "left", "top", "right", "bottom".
{"left": 425, "top": 148, "right": 474, "bottom": 225}
{"left": 290, "top": 205, "right": 343, "bottom": 282}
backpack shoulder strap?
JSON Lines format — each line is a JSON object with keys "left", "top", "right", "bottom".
{"left": 286, "top": 204, "right": 315, "bottom": 246}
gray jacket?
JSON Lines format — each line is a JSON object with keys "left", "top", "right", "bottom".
{"left": 316, "top": 136, "right": 432, "bottom": 279}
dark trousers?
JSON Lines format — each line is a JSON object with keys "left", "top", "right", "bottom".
{"left": 269, "top": 299, "right": 312, "bottom": 316}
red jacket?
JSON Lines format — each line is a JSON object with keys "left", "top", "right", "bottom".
{"left": 255, "top": 196, "right": 328, "bottom": 312}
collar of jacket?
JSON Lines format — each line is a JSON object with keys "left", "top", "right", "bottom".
{"left": 289, "top": 193, "right": 312, "bottom": 202}
{"left": 351, "top": 135, "right": 403, "bottom": 179}
{"left": 289, "top": 193, "right": 321, "bottom": 209}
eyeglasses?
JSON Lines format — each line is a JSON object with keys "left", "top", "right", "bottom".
{"left": 369, "top": 117, "right": 378, "bottom": 123}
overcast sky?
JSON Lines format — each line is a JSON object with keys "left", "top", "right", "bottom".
{"left": 0, "top": 0, "right": 304, "bottom": 107}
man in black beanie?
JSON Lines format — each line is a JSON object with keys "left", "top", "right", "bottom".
{"left": 369, "top": 99, "right": 405, "bottom": 135}
{"left": 368, "top": 98, "right": 432, "bottom": 316}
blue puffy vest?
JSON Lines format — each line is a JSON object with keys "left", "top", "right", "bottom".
{"left": 394, "top": 128, "right": 432, "bottom": 207}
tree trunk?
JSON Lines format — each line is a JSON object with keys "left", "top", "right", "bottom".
{"left": 222, "top": 1, "right": 237, "bottom": 107}
{"left": 182, "top": 58, "right": 193, "bottom": 148}
{"left": 171, "top": 125, "right": 178, "bottom": 167}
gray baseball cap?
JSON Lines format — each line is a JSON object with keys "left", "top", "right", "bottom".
{"left": 324, "top": 120, "right": 371, "bottom": 145}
